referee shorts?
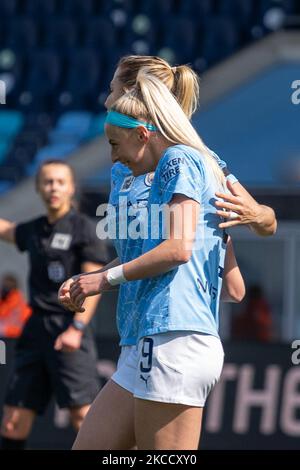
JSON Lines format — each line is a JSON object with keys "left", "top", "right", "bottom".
{"left": 5, "top": 313, "right": 100, "bottom": 414}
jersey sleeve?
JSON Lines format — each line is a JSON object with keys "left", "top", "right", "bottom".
{"left": 15, "top": 221, "right": 32, "bottom": 252}
{"left": 158, "top": 149, "right": 205, "bottom": 205}
{"left": 210, "top": 150, "right": 239, "bottom": 184}
{"left": 78, "top": 216, "right": 111, "bottom": 266}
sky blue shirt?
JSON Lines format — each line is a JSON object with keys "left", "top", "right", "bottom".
{"left": 109, "top": 151, "right": 237, "bottom": 346}
{"left": 134, "top": 145, "right": 229, "bottom": 340}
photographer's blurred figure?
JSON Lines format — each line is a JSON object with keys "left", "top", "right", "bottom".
{"left": 0, "top": 274, "right": 31, "bottom": 339}
{"left": 231, "top": 284, "right": 273, "bottom": 342}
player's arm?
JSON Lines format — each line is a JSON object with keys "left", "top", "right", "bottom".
{"left": 58, "top": 257, "right": 120, "bottom": 311}
{"left": 215, "top": 180, "right": 277, "bottom": 237}
{"left": 0, "top": 218, "right": 16, "bottom": 244}
{"left": 220, "top": 236, "right": 245, "bottom": 303}
{"left": 67, "top": 195, "right": 201, "bottom": 309}
{"left": 123, "top": 195, "right": 198, "bottom": 280}
{"left": 55, "top": 261, "right": 105, "bottom": 352}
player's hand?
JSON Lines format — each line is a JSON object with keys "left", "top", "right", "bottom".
{"left": 54, "top": 326, "right": 83, "bottom": 353}
{"left": 215, "top": 179, "right": 261, "bottom": 229}
{"left": 58, "top": 277, "right": 85, "bottom": 313}
{"left": 69, "top": 272, "right": 110, "bottom": 310}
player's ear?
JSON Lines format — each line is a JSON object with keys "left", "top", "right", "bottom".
{"left": 136, "top": 126, "right": 150, "bottom": 143}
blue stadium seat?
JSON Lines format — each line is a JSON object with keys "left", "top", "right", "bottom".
{"left": 60, "top": 0, "right": 95, "bottom": 17}
{"left": 0, "top": 141, "right": 11, "bottom": 164}
{"left": 5, "top": 17, "right": 38, "bottom": 53}
{"left": 98, "top": 0, "right": 134, "bottom": 15}
{"left": 23, "top": 0, "right": 57, "bottom": 17}
{"left": 26, "top": 51, "right": 61, "bottom": 95}
{"left": 161, "top": 17, "right": 197, "bottom": 62}
{"left": 62, "top": 49, "right": 101, "bottom": 99}
{"left": 0, "top": 111, "right": 24, "bottom": 140}
{"left": 11, "top": 130, "right": 48, "bottom": 171}
{"left": 123, "top": 15, "right": 157, "bottom": 55}
{"left": 43, "top": 18, "right": 78, "bottom": 52}
{"left": 137, "top": 0, "right": 174, "bottom": 16}
{"left": 8, "top": 144, "right": 39, "bottom": 173}
{"left": 18, "top": 52, "right": 61, "bottom": 113}
{"left": 49, "top": 111, "right": 93, "bottom": 144}
{"left": 259, "top": 0, "right": 296, "bottom": 16}
{"left": 217, "top": 0, "right": 255, "bottom": 28}
{"left": 27, "top": 143, "right": 78, "bottom": 175}
{"left": 0, "top": 50, "right": 24, "bottom": 100}
{"left": 0, "top": 180, "right": 12, "bottom": 194}
{"left": 85, "top": 113, "right": 106, "bottom": 140}
{"left": 0, "top": 160, "right": 25, "bottom": 182}
{"left": 178, "top": 0, "right": 213, "bottom": 18}
{"left": 202, "top": 16, "right": 240, "bottom": 66}
{"left": 83, "top": 17, "right": 116, "bottom": 51}
{"left": 0, "top": 0, "right": 18, "bottom": 18}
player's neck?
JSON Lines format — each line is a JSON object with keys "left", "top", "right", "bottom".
{"left": 47, "top": 205, "right": 72, "bottom": 224}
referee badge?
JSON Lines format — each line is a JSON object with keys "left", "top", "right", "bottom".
{"left": 51, "top": 233, "right": 72, "bottom": 250}
{"left": 48, "top": 261, "right": 66, "bottom": 283}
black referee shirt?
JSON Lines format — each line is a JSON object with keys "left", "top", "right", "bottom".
{"left": 15, "top": 208, "right": 110, "bottom": 315}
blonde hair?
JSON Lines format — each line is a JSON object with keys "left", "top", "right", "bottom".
{"left": 117, "top": 55, "right": 200, "bottom": 119}
{"left": 112, "top": 68, "right": 226, "bottom": 187}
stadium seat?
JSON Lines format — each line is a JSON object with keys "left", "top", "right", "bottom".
{"left": 178, "top": 0, "right": 213, "bottom": 18}
{"left": 217, "top": 0, "right": 255, "bottom": 29}
{"left": 85, "top": 113, "right": 106, "bottom": 140}
{"left": 0, "top": 141, "right": 11, "bottom": 164}
{"left": 0, "top": 50, "right": 24, "bottom": 100}
{"left": 0, "top": 161, "right": 24, "bottom": 182}
{"left": 98, "top": 0, "right": 134, "bottom": 15}
{"left": 161, "top": 16, "right": 197, "bottom": 62}
{"left": 5, "top": 17, "right": 38, "bottom": 53}
{"left": 201, "top": 16, "right": 240, "bottom": 66}
{"left": 83, "top": 17, "right": 116, "bottom": 51}
{"left": 60, "top": 0, "right": 95, "bottom": 18}
{"left": 0, "top": 111, "right": 24, "bottom": 140}
{"left": 27, "top": 51, "right": 61, "bottom": 95}
{"left": 43, "top": 18, "right": 79, "bottom": 52}
{"left": 0, "top": 180, "right": 12, "bottom": 194}
{"left": 23, "top": 0, "right": 57, "bottom": 18}
{"left": 123, "top": 14, "right": 157, "bottom": 53}
{"left": 64, "top": 49, "right": 101, "bottom": 98}
{"left": 49, "top": 111, "right": 93, "bottom": 144}
{"left": 26, "top": 142, "right": 78, "bottom": 176}
{"left": 0, "top": 0, "right": 18, "bottom": 18}
{"left": 137, "top": 0, "right": 174, "bottom": 16}
{"left": 259, "top": 0, "right": 296, "bottom": 16}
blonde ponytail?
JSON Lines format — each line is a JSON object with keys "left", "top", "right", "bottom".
{"left": 172, "top": 65, "right": 200, "bottom": 119}
{"left": 117, "top": 55, "right": 200, "bottom": 119}
{"left": 112, "top": 68, "right": 225, "bottom": 188}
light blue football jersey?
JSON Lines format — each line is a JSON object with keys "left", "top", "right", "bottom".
{"left": 108, "top": 162, "right": 153, "bottom": 346}
{"left": 109, "top": 151, "right": 237, "bottom": 346}
{"left": 135, "top": 145, "right": 229, "bottom": 341}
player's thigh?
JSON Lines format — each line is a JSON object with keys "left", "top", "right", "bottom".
{"left": 72, "top": 379, "right": 135, "bottom": 450}
{"left": 1, "top": 406, "right": 36, "bottom": 440}
{"left": 69, "top": 404, "right": 90, "bottom": 432}
{"left": 134, "top": 398, "right": 203, "bottom": 450}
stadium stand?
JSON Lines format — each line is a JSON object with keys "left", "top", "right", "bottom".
{"left": 0, "top": 0, "right": 299, "bottom": 194}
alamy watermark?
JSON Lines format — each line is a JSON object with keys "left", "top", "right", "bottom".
{"left": 95, "top": 198, "right": 206, "bottom": 247}
{"left": 0, "top": 80, "right": 6, "bottom": 104}
{"left": 291, "top": 340, "right": 300, "bottom": 365}
{"left": 0, "top": 340, "right": 6, "bottom": 365}
{"left": 291, "top": 80, "right": 300, "bottom": 105}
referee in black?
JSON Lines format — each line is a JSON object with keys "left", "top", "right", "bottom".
{"left": 0, "top": 159, "right": 110, "bottom": 450}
